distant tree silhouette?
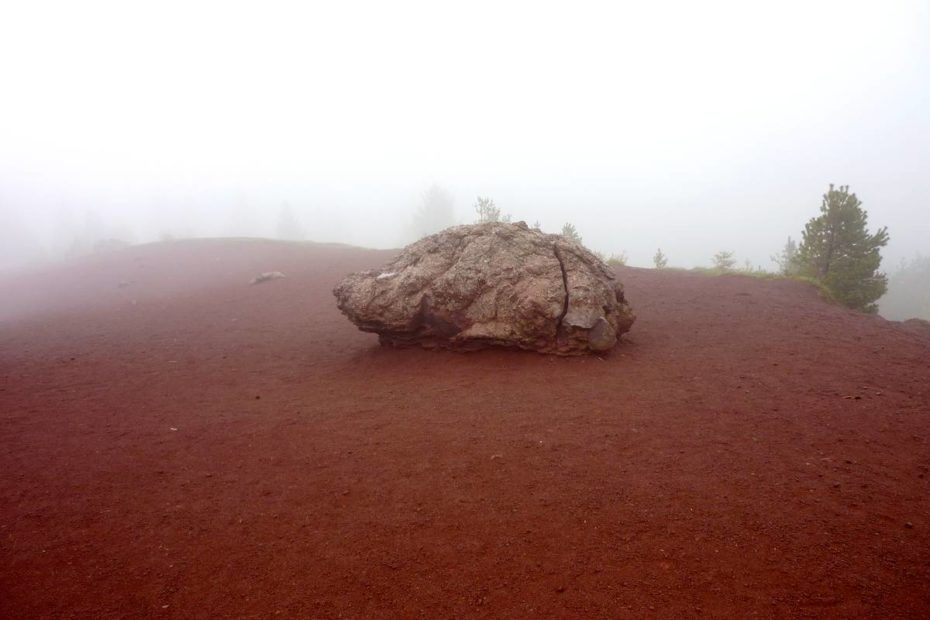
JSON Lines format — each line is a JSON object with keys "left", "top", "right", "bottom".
{"left": 412, "top": 184, "right": 456, "bottom": 239}
{"left": 653, "top": 248, "right": 668, "bottom": 269}
{"left": 772, "top": 236, "right": 801, "bottom": 276}
{"left": 798, "top": 184, "right": 889, "bottom": 313}
{"left": 276, "top": 203, "right": 305, "bottom": 241}
{"left": 474, "top": 196, "right": 511, "bottom": 223}
{"left": 880, "top": 256, "right": 930, "bottom": 320}
{"left": 0, "top": 209, "right": 42, "bottom": 268}
{"left": 561, "top": 223, "right": 581, "bottom": 244}
{"left": 712, "top": 250, "right": 736, "bottom": 271}
{"left": 67, "top": 209, "right": 107, "bottom": 257}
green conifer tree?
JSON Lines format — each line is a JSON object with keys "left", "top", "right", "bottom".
{"left": 561, "top": 223, "right": 581, "bottom": 244}
{"left": 798, "top": 184, "right": 889, "bottom": 313}
{"left": 653, "top": 248, "right": 668, "bottom": 269}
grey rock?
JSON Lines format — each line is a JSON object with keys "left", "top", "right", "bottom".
{"left": 333, "top": 221, "right": 635, "bottom": 355}
{"left": 250, "top": 271, "right": 286, "bottom": 285}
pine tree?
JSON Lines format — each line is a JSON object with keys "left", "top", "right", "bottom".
{"left": 772, "top": 236, "right": 801, "bottom": 276}
{"left": 653, "top": 248, "right": 668, "bottom": 269}
{"left": 798, "top": 184, "right": 889, "bottom": 313}
{"left": 561, "top": 223, "right": 582, "bottom": 244}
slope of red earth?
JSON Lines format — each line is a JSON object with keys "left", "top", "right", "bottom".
{"left": 1, "top": 239, "right": 929, "bottom": 619}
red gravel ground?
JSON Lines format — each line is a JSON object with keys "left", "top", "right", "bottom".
{"left": 1, "top": 239, "right": 929, "bottom": 619}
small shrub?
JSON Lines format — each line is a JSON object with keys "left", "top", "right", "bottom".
{"left": 712, "top": 250, "right": 737, "bottom": 272}
{"left": 607, "top": 252, "right": 628, "bottom": 266}
{"left": 474, "top": 196, "right": 511, "bottom": 223}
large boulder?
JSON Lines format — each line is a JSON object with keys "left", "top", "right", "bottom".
{"left": 333, "top": 221, "right": 635, "bottom": 355}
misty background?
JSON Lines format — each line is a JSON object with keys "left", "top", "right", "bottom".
{"left": 1, "top": 1, "right": 928, "bottom": 315}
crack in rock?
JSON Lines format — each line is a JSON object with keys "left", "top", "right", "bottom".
{"left": 553, "top": 244, "right": 569, "bottom": 335}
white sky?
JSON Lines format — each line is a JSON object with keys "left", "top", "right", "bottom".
{"left": 1, "top": 0, "right": 928, "bottom": 269}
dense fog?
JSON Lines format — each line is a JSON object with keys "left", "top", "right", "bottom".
{"left": 1, "top": 2, "right": 928, "bottom": 315}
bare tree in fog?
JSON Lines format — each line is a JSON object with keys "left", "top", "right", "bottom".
{"left": 411, "top": 184, "right": 455, "bottom": 239}
{"left": 276, "top": 203, "right": 306, "bottom": 241}
{"left": 712, "top": 250, "right": 736, "bottom": 271}
{"left": 474, "top": 196, "right": 510, "bottom": 223}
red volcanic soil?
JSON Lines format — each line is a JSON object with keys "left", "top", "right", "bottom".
{"left": 1, "top": 239, "right": 929, "bottom": 619}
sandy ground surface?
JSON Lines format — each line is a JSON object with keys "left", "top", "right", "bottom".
{"left": 1, "top": 239, "right": 929, "bottom": 619}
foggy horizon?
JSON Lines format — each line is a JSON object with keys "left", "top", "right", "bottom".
{"left": 4, "top": 4, "right": 930, "bottom": 614}
{"left": 2, "top": 1, "right": 928, "bottom": 273}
